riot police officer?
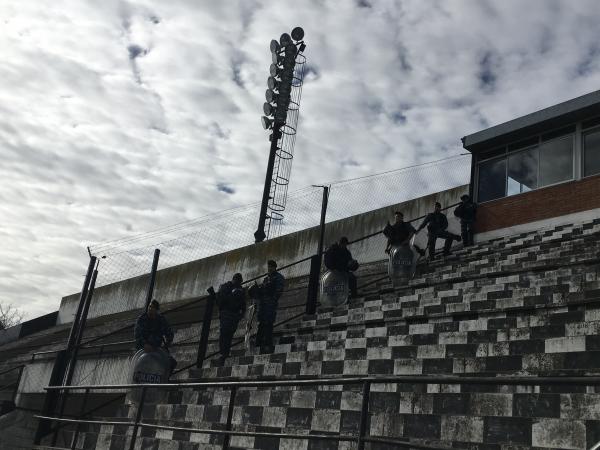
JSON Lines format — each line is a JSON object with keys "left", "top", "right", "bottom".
{"left": 454, "top": 194, "right": 477, "bottom": 247}
{"left": 255, "top": 260, "right": 285, "bottom": 353}
{"left": 216, "top": 273, "right": 246, "bottom": 365}
{"left": 417, "top": 202, "right": 461, "bottom": 259}
{"left": 324, "top": 237, "right": 359, "bottom": 298}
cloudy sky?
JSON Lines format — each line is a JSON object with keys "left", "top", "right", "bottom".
{"left": 2, "top": 0, "right": 600, "bottom": 320}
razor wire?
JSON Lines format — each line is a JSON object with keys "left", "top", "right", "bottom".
{"left": 88, "top": 154, "right": 471, "bottom": 300}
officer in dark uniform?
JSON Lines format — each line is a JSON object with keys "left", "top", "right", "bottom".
{"left": 416, "top": 202, "right": 461, "bottom": 259}
{"left": 454, "top": 194, "right": 477, "bottom": 247}
{"left": 216, "top": 273, "right": 246, "bottom": 365}
{"left": 383, "top": 211, "right": 425, "bottom": 256}
{"left": 255, "top": 260, "right": 285, "bottom": 353}
{"left": 134, "top": 299, "right": 176, "bottom": 374}
{"left": 324, "top": 237, "right": 359, "bottom": 298}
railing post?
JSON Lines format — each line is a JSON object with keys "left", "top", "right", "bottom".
{"left": 222, "top": 386, "right": 237, "bottom": 450}
{"left": 12, "top": 365, "right": 23, "bottom": 405}
{"left": 144, "top": 249, "right": 161, "bottom": 311}
{"left": 357, "top": 380, "right": 371, "bottom": 450}
{"left": 305, "top": 255, "right": 320, "bottom": 315}
{"left": 129, "top": 386, "right": 147, "bottom": 450}
{"left": 70, "top": 387, "right": 90, "bottom": 450}
{"left": 197, "top": 288, "right": 216, "bottom": 368}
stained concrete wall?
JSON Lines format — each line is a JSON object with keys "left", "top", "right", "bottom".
{"left": 58, "top": 185, "right": 469, "bottom": 324}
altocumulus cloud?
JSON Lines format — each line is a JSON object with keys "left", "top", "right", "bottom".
{"left": 1, "top": 0, "right": 600, "bottom": 319}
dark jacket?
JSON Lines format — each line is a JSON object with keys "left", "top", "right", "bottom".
{"left": 134, "top": 312, "right": 174, "bottom": 350}
{"left": 418, "top": 211, "right": 448, "bottom": 234}
{"left": 217, "top": 282, "right": 246, "bottom": 318}
{"left": 454, "top": 201, "right": 477, "bottom": 222}
{"left": 383, "top": 222, "right": 416, "bottom": 245}
{"left": 260, "top": 272, "right": 285, "bottom": 302}
{"left": 324, "top": 244, "right": 354, "bottom": 272}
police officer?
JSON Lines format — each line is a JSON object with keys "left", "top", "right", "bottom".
{"left": 454, "top": 194, "right": 477, "bottom": 247}
{"left": 324, "top": 237, "right": 359, "bottom": 298}
{"left": 134, "top": 299, "right": 176, "bottom": 373}
{"left": 255, "top": 260, "right": 285, "bottom": 353}
{"left": 416, "top": 202, "right": 461, "bottom": 259}
{"left": 216, "top": 273, "right": 246, "bottom": 365}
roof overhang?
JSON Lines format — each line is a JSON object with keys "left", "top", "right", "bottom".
{"left": 462, "top": 89, "right": 600, "bottom": 154}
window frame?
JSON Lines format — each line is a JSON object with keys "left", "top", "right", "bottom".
{"left": 582, "top": 124, "right": 600, "bottom": 179}
{"left": 475, "top": 126, "right": 576, "bottom": 204}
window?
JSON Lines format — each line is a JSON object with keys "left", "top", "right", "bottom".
{"left": 584, "top": 129, "right": 600, "bottom": 177}
{"left": 508, "top": 147, "right": 538, "bottom": 195}
{"left": 478, "top": 157, "right": 506, "bottom": 202}
{"left": 539, "top": 136, "right": 573, "bottom": 186}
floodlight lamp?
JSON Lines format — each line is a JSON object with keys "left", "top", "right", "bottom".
{"left": 263, "top": 102, "right": 274, "bottom": 116}
{"left": 280, "top": 33, "right": 292, "bottom": 46}
{"left": 270, "top": 39, "right": 280, "bottom": 53}
{"left": 269, "top": 63, "right": 279, "bottom": 77}
{"left": 291, "top": 27, "right": 304, "bottom": 41}
{"left": 267, "top": 76, "right": 277, "bottom": 90}
{"left": 265, "top": 88, "right": 277, "bottom": 103}
{"left": 272, "top": 52, "right": 283, "bottom": 65}
{"left": 261, "top": 116, "right": 273, "bottom": 130}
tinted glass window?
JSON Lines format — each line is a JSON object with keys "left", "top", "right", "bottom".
{"left": 478, "top": 158, "right": 506, "bottom": 202}
{"left": 584, "top": 130, "right": 600, "bottom": 177}
{"left": 539, "top": 136, "right": 573, "bottom": 186}
{"left": 507, "top": 147, "right": 538, "bottom": 196}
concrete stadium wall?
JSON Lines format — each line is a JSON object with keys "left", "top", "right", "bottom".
{"left": 58, "top": 185, "right": 469, "bottom": 324}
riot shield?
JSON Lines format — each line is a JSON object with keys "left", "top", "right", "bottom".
{"left": 388, "top": 243, "right": 417, "bottom": 285}
{"left": 320, "top": 270, "right": 349, "bottom": 308}
{"left": 128, "top": 348, "right": 171, "bottom": 384}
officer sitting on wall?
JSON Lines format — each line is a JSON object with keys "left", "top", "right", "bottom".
{"left": 134, "top": 299, "right": 176, "bottom": 374}
{"left": 383, "top": 211, "right": 425, "bottom": 256}
{"left": 416, "top": 202, "right": 461, "bottom": 259}
{"left": 454, "top": 194, "right": 477, "bottom": 247}
{"left": 252, "top": 260, "right": 285, "bottom": 353}
{"left": 216, "top": 273, "right": 246, "bottom": 365}
{"left": 324, "top": 237, "right": 359, "bottom": 298}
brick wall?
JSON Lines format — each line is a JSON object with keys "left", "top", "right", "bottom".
{"left": 476, "top": 175, "right": 600, "bottom": 233}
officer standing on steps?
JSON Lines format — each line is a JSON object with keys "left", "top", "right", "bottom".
{"left": 254, "top": 260, "right": 285, "bottom": 353}
{"left": 383, "top": 211, "right": 425, "bottom": 257}
{"left": 416, "top": 202, "right": 461, "bottom": 259}
{"left": 454, "top": 194, "right": 477, "bottom": 247}
{"left": 324, "top": 237, "right": 359, "bottom": 299}
{"left": 134, "top": 299, "right": 177, "bottom": 374}
{"left": 216, "top": 273, "right": 246, "bottom": 365}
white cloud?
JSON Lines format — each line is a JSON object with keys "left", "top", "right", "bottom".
{"left": 1, "top": 0, "right": 600, "bottom": 319}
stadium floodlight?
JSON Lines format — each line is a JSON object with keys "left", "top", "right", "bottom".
{"left": 255, "top": 27, "right": 307, "bottom": 243}
{"left": 279, "top": 33, "right": 292, "bottom": 46}
{"left": 263, "top": 102, "right": 274, "bottom": 116}
{"left": 270, "top": 39, "right": 280, "bottom": 53}
{"left": 291, "top": 27, "right": 304, "bottom": 42}
{"left": 261, "top": 116, "right": 273, "bottom": 130}
{"left": 265, "top": 89, "right": 277, "bottom": 103}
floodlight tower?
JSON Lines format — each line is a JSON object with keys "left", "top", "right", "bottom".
{"left": 254, "top": 27, "right": 307, "bottom": 243}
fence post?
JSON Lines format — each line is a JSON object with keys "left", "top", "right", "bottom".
{"left": 128, "top": 386, "right": 147, "bottom": 450}
{"left": 306, "top": 185, "right": 329, "bottom": 315}
{"left": 222, "top": 386, "right": 237, "bottom": 450}
{"left": 144, "top": 249, "right": 161, "bottom": 311}
{"left": 197, "top": 287, "right": 216, "bottom": 368}
{"left": 305, "top": 255, "right": 320, "bottom": 315}
{"left": 357, "top": 380, "right": 371, "bottom": 450}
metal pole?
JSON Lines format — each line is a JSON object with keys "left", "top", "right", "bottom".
{"left": 357, "top": 380, "right": 371, "bottom": 450}
{"left": 70, "top": 388, "right": 90, "bottom": 450}
{"left": 64, "top": 264, "right": 99, "bottom": 387}
{"left": 144, "top": 249, "right": 161, "bottom": 311}
{"left": 197, "top": 288, "right": 216, "bottom": 368}
{"left": 34, "top": 350, "right": 69, "bottom": 444}
{"left": 306, "top": 186, "right": 329, "bottom": 315}
{"left": 129, "top": 386, "right": 147, "bottom": 450}
{"left": 316, "top": 186, "right": 330, "bottom": 259}
{"left": 222, "top": 386, "right": 237, "bottom": 450}
{"left": 64, "top": 257, "right": 97, "bottom": 363}
{"left": 254, "top": 124, "right": 282, "bottom": 243}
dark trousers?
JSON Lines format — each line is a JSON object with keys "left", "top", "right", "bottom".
{"left": 348, "top": 272, "right": 357, "bottom": 298}
{"left": 219, "top": 316, "right": 240, "bottom": 359}
{"left": 427, "top": 230, "right": 460, "bottom": 258}
{"left": 256, "top": 321, "right": 274, "bottom": 348}
{"left": 257, "top": 299, "right": 277, "bottom": 349}
{"left": 461, "top": 220, "right": 475, "bottom": 246}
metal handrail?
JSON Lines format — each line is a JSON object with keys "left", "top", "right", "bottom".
{"left": 36, "top": 374, "right": 600, "bottom": 450}
{"left": 0, "top": 364, "right": 24, "bottom": 378}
